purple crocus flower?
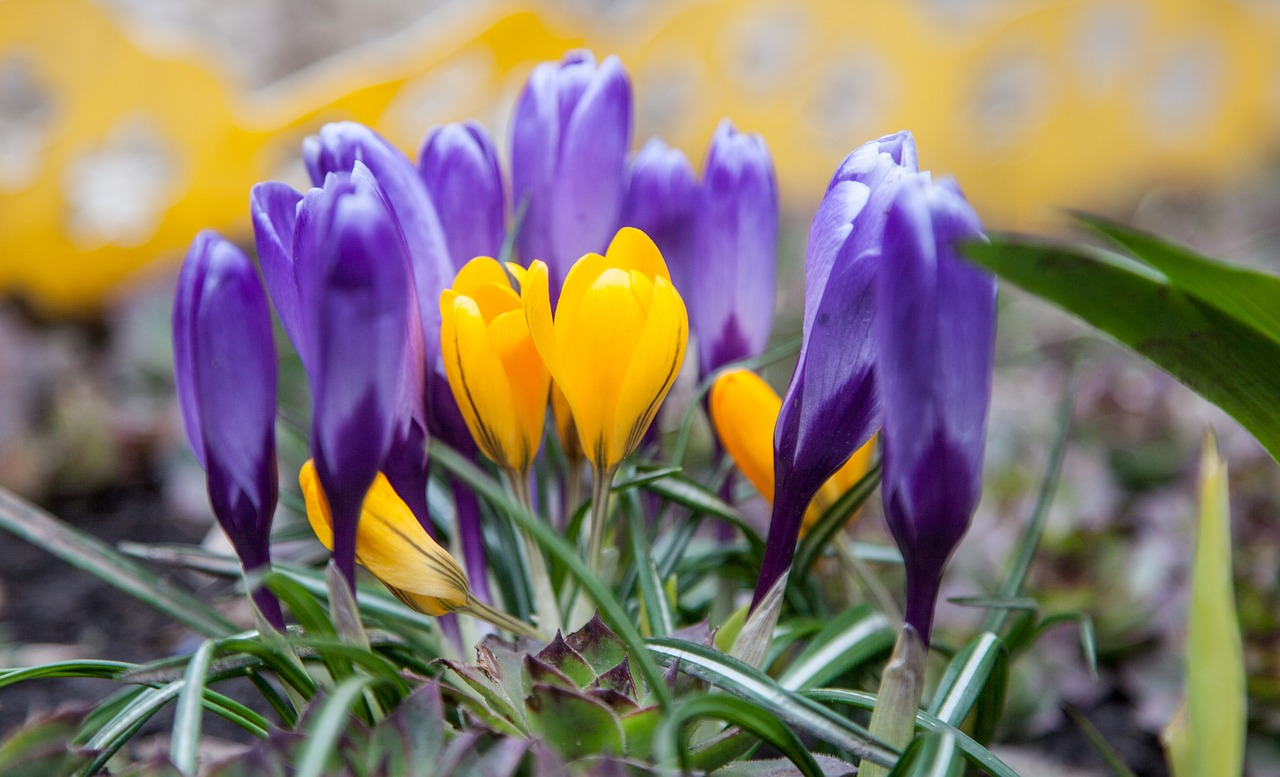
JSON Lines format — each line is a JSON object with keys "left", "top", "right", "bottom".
{"left": 752, "top": 131, "right": 920, "bottom": 609}
{"left": 173, "top": 230, "right": 284, "bottom": 629}
{"left": 511, "top": 49, "right": 632, "bottom": 298}
{"left": 877, "top": 176, "right": 995, "bottom": 641}
{"left": 293, "top": 172, "right": 412, "bottom": 587}
{"left": 419, "top": 120, "right": 507, "bottom": 266}
{"left": 691, "top": 119, "right": 777, "bottom": 376}
{"left": 621, "top": 137, "right": 697, "bottom": 297}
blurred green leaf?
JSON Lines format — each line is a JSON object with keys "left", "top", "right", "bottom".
{"left": 0, "top": 709, "right": 93, "bottom": 777}
{"left": 1163, "top": 434, "right": 1246, "bottom": 777}
{"left": 966, "top": 236, "right": 1280, "bottom": 464}
{"left": 170, "top": 640, "right": 215, "bottom": 775}
{"left": 1074, "top": 212, "right": 1280, "bottom": 344}
{"left": 0, "top": 487, "right": 237, "bottom": 637}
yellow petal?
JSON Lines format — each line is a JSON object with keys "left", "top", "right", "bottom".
{"left": 443, "top": 293, "right": 521, "bottom": 470}
{"left": 504, "top": 262, "right": 527, "bottom": 287}
{"left": 709, "top": 369, "right": 782, "bottom": 504}
{"left": 522, "top": 259, "right": 565, "bottom": 386}
{"left": 606, "top": 226, "right": 671, "bottom": 283}
{"left": 299, "top": 460, "right": 469, "bottom": 615}
{"left": 557, "top": 267, "right": 648, "bottom": 468}
{"left": 609, "top": 275, "right": 688, "bottom": 465}
{"left": 489, "top": 308, "right": 549, "bottom": 472}
{"left": 452, "top": 255, "right": 513, "bottom": 297}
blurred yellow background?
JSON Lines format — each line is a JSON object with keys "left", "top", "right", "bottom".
{"left": 2, "top": 0, "right": 1280, "bottom": 314}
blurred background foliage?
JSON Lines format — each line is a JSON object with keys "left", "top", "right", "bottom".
{"left": 2, "top": 0, "right": 1280, "bottom": 313}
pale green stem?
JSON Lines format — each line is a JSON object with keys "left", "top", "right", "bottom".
{"left": 459, "top": 595, "right": 545, "bottom": 641}
{"left": 505, "top": 469, "right": 563, "bottom": 635}
{"left": 860, "top": 624, "right": 927, "bottom": 777}
{"left": 586, "top": 464, "right": 618, "bottom": 580}
{"left": 563, "top": 455, "right": 584, "bottom": 531}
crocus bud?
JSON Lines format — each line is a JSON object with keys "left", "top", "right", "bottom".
{"left": 621, "top": 138, "right": 697, "bottom": 295}
{"left": 511, "top": 50, "right": 633, "bottom": 298}
{"left": 294, "top": 173, "right": 411, "bottom": 587}
{"left": 419, "top": 120, "right": 507, "bottom": 268}
{"left": 753, "top": 131, "right": 920, "bottom": 609}
{"left": 876, "top": 176, "right": 994, "bottom": 641}
{"left": 522, "top": 227, "right": 687, "bottom": 473}
{"left": 692, "top": 120, "right": 778, "bottom": 375}
{"left": 253, "top": 161, "right": 432, "bottom": 529}
{"left": 440, "top": 257, "right": 549, "bottom": 476}
{"left": 300, "top": 460, "right": 468, "bottom": 616}
{"left": 173, "top": 230, "right": 283, "bottom": 628}
{"left": 710, "top": 369, "right": 874, "bottom": 533}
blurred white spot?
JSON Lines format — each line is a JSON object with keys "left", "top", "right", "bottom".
{"left": 719, "top": 5, "right": 809, "bottom": 94}
{"left": 62, "top": 117, "right": 180, "bottom": 248}
{"left": 1072, "top": 2, "right": 1147, "bottom": 97}
{"left": 635, "top": 50, "right": 704, "bottom": 141}
{"left": 386, "top": 49, "right": 496, "bottom": 141}
{"left": 0, "top": 53, "right": 55, "bottom": 193}
{"left": 1141, "top": 38, "right": 1225, "bottom": 144}
{"left": 966, "top": 49, "right": 1053, "bottom": 151}
{"left": 809, "top": 53, "right": 894, "bottom": 153}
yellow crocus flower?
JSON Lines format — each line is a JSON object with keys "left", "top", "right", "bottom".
{"left": 522, "top": 227, "right": 689, "bottom": 473}
{"left": 710, "top": 369, "right": 875, "bottom": 533}
{"left": 300, "top": 460, "right": 541, "bottom": 637}
{"left": 440, "top": 257, "right": 550, "bottom": 477}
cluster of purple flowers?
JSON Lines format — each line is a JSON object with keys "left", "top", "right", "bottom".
{"left": 173, "top": 49, "right": 994, "bottom": 641}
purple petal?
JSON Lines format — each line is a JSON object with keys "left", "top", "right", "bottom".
{"left": 511, "top": 60, "right": 561, "bottom": 270}
{"left": 172, "top": 232, "right": 214, "bottom": 468}
{"left": 548, "top": 54, "right": 632, "bottom": 288}
{"left": 296, "top": 175, "right": 411, "bottom": 583}
{"left": 621, "top": 137, "right": 697, "bottom": 294}
{"left": 691, "top": 119, "right": 777, "bottom": 375}
{"left": 419, "top": 120, "right": 507, "bottom": 268}
{"left": 876, "top": 175, "right": 994, "bottom": 639}
{"left": 302, "top": 122, "right": 455, "bottom": 366}
{"left": 250, "top": 182, "right": 305, "bottom": 358}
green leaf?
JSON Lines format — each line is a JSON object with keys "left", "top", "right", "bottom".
{"left": 623, "top": 492, "right": 675, "bottom": 637}
{"left": 431, "top": 440, "right": 673, "bottom": 710}
{"left": 79, "top": 682, "right": 187, "bottom": 777}
{"left": 1066, "top": 707, "right": 1140, "bottom": 777}
{"left": 1164, "top": 434, "right": 1246, "bottom": 777}
{"left": 792, "top": 463, "right": 882, "bottom": 580}
{"left": 803, "top": 689, "right": 1022, "bottom": 777}
{"left": 0, "top": 709, "right": 93, "bottom": 777}
{"left": 886, "top": 732, "right": 965, "bottom": 777}
{"left": 926, "top": 632, "right": 1006, "bottom": 727}
{"left": 646, "top": 637, "right": 898, "bottom": 767}
{"left": 643, "top": 475, "right": 766, "bottom": 557}
{"left": 0, "top": 661, "right": 131, "bottom": 689}
{"left": 657, "top": 694, "right": 825, "bottom": 777}
{"left": 777, "top": 605, "right": 895, "bottom": 691}
{"left": 526, "top": 683, "right": 625, "bottom": 760}
{"left": 0, "top": 487, "right": 237, "bottom": 637}
{"left": 295, "top": 675, "right": 377, "bottom": 777}
{"left": 965, "top": 237, "right": 1280, "bottom": 463}
{"left": 170, "top": 640, "right": 216, "bottom": 775}
{"left": 612, "top": 466, "right": 684, "bottom": 490}
{"left": 1074, "top": 212, "right": 1280, "bottom": 345}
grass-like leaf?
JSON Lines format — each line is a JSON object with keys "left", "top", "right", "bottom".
{"left": 777, "top": 605, "right": 894, "bottom": 691}
{"left": 886, "top": 732, "right": 965, "bottom": 777}
{"left": 658, "top": 694, "right": 825, "bottom": 777}
{"left": 926, "top": 632, "right": 1006, "bottom": 727}
{"left": 295, "top": 675, "right": 378, "bottom": 777}
{"left": 170, "top": 640, "right": 216, "bottom": 775}
{"left": 966, "top": 236, "right": 1280, "bottom": 463}
{"left": 0, "top": 487, "right": 237, "bottom": 637}
{"left": 804, "top": 689, "right": 1021, "bottom": 777}
{"left": 646, "top": 637, "right": 898, "bottom": 767}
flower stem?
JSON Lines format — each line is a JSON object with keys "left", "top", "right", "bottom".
{"left": 586, "top": 465, "right": 618, "bottom": 580}
{"left": 860, "top": 624, "right": 927, "bottom": 777}
{"left": 506, "top": 469, "right": 563, "bottom": 635}
{"left": 460, "top": 595, "right": 545, "bottom": 641}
